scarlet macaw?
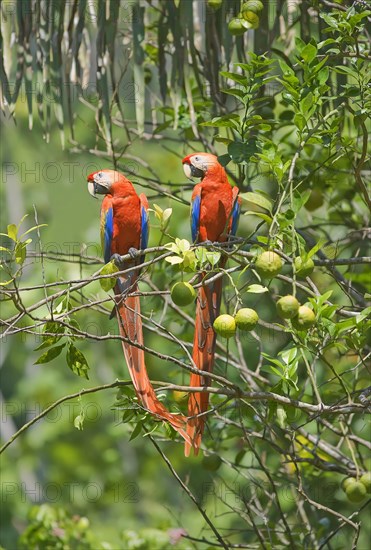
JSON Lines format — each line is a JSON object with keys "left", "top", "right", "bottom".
{"left": 182, "top": 153, "right": 241, "bottom": 456}
{"left": 87, "top": 169, "right": 190, "bottom": 442}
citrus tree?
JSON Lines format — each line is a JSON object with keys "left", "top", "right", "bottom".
{"left": 1, "top": 1, "right": 370, "bottom": 548}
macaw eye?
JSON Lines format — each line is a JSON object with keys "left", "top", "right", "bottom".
{"left": 97, "top": 172, "right": 103, "bottom": 179}
{"left": 194, "top": 156, "right": 199, "bottom": 162}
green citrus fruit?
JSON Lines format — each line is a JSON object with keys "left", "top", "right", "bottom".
{"left": 305, "top": 188, "right": 324, "bottom": 211}
{"left": 202, "top": 455, "right": 222, "bottom": 471}
{"left": 292, "top": 306, "right": 316, "bottom": 330}
{"left": 208, "top": 0, "right": 223, "bottom": 9}
{"left": 255, "top": 251, "right": 283, "bottom": 279}
{"left": 276, "top": 295, "right": 300, "bottom": 319}
{"left": 241, "top": 10, "right": 259, "bottom": 28}
{"left": 345, "top": 480, "right": 367, "bottom": 503}
{"left": 228, "top": 18, "right": 247, "bottom": 35}
{"left": 173, "top": 391, "right": 188, "bottom": 403}
{"left": 242, "top": 0, "right": 264, "bottom": 13}
{"left": 294, "top": 256, "right": 314, "bottom": 278}
{"left": 360, "top": 472, "right": 371, "bottom": 494}
{"left": 213, "top": 314, "right": 236, "bottom": 338}
{"left": 235, "top": 308, "right": 259, "bottom": 331}
{"left": 171, "top": 282, "right": 196, "bottom": 306}
{"left": 341, "top": 477, "right": 356, "bottom": 492}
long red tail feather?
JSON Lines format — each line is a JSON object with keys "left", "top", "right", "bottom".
{"left": 115, "top": 281, "right": 191, "bottom": 445}
{"left": 185, "top": 276, "right": 222, "bottom": 456}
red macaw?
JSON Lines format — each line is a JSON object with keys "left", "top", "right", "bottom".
{"left": 87, "top": 169, "right": 190, "bottom": 443}
{"left": 182, "top": 153, "right": 241, "bottom": 456}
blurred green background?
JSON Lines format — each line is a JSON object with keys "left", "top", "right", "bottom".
{"left": 1, "top": 1, "right": 370, "bottom": 548}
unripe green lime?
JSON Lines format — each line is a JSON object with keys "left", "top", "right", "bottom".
{"left": 213, "top": 314, "right": 236, "bottom": 338}
{"left": 241, "top": 10, "right": 259, "bottom": 28}
{"left": 345, "top": 480, "right": 367, "bottom": 503}
{"left": 360, "top": 472, "right": 371, "bottom": 493}
{"left": 228, "top": 18, "right": 247, "bottom": 35}
{"left": 235, "top": 308, "right": 259, "bottom": 331}
{"left": 255, "top": 251, "right": 283, "bottom": 279}
{"left": 171, "top": 282, "right": 196, "bottom": 306}
{"left": 202, "top": 454, "right": 222, "bottom": 471}
{"left": 305, "top": 188, "right": 324, "bottom": 211}
{"left": 208, "top": 0, "right": 223, "bottom": 9}
{"left": 276, "top": 295, "right": 300, "bottom": 319}
{"left": 341, "top": 477, "right": 356, "bottom": 492}
{"left": 292, "top": 306, "right": 316, "bottom": 330}
{"left": 294, "top": 256, "right": 314, "bottom": 278}
{"left": 242, "top": 0, "right": 264, "bottom": 13}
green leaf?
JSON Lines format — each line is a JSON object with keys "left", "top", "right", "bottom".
{"left": 221, "top": 88, "right": 246, "bottom": 102}
{"left": 34, "top": 344, "right": 66, "bottom": 364}
{"left": 21, "top": 224, "right": 48, "bottom": 238}
{"left": 300, "top": 92, "right": 314, "bottom": 114}
{"left": 66, "top": 343, "right": 89, "bottom": 379}
{"left": 34, "top": 322, "right": 65, "bottom": 350}
{"left": 195, "top": 248, "right": 221, "bottom": 268}
{"left": 217, "top": 154, "right": 231, "bottom": 167}
{"left": 201, "top": 113, "right": 240, "bottom": 129}
{"left": 152, "top": 203, "right": 164, "bottom": 221}
{"left": 301, "top": 43, "right": 317, "bottom": 63}
{"left": 246, "top": 284, "right": 269, "bottom": 293}
{"left": 162, "top": 208, "right": 172, "bottom": 225}
{"left": 220, "top": 71, "right": 247, "bottom": 85}
{"left": 14, "top": 241, "right": 30, "bottom": 265}
{"left": 228, "top": 141, "right": 251, "bottom": 164}
{"left": 182, "top": 250, "right": 197, "bottom": 270}
{"left": 320, "top": 13, "right": 338, "bottom": 28}
{"left": 175, "top": 238, "right": 190, "bottom": 252}
{"left": 240, "top": 192, "right": 273, "bottom": 212}
{"left": 293, "top": 113, "right": 306, "bottom": 131}
{"left": 333, "top": 65, "right": 358, "bottom": 77}
{"left": 278, "top": 59, "right": 295, "bottom": 76}
{"left": 295, "top": 37, "right": 306, "bottom": 55}
{"left": 244, "top": 211, "right": 272, "bottom": 224}
{"left": 214, "top": 135, "right": 233, "bottom": 145}
{"left": 165, "top": 256, "right": 184, "bottom": 265}
{"left": 307, "top": 237, "right": 327, "bottom": 259}
{"left": 7, "top": 224, "right": 18, "bottom": 241}
{"left": 100, "top": 261, "right": 119, "bottom": 292}
{"left": 129, "top": 422, "right": 143, "bottom": 441}
{"left": 292, "top": 190, "right": 311, "bottom": 213}
{"left": 317, "top": 67, "right": 329, "bottom": 85}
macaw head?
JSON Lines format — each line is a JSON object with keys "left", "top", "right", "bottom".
{"left": 87, "top": 169, "right": 132, "bottom": 198}
{"left": 182, "top": 152, "right": 221, "bottom": 180}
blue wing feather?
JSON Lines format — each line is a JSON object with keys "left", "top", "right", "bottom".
{"left": 140, "top": 206, "right": 149, "bottom": 250}
{"left": 191, "top": 194, "right": 201, "bottom": 243}
{"left": 103, "top": 207, "right": 114, "bottom": 264}
{"left": 231, "top": 196, "right": 240, "bottom": 236}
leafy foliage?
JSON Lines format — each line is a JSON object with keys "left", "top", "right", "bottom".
{"left": 1, "top": 1, "right": 370, "bottom": 549}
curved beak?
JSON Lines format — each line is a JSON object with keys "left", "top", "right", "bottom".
{"left": 88, "top": 180, "right": 97, "bottom": 198}
{"left": 183, "top": 162, "right": 204, "bottom": 180}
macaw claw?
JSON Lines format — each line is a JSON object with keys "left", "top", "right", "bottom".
{"left": 128, "top": 247, "right": 140, "bottom": 260}
{"left": 110, "top": 253, "right": 124, "bottom": 268}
